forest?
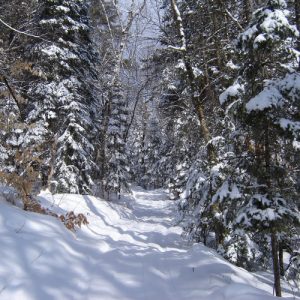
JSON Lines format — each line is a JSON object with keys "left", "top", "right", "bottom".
{"left": 0, "top": 0, "right": 299, "bottom": 299}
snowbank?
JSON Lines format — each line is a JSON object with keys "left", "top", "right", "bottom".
{"left": 0, "top": 187, "right": 298, "bottom": 299}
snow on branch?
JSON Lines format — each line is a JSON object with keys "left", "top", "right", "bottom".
{"left": 170, "top": 0, "right": 187, "bottom": 52}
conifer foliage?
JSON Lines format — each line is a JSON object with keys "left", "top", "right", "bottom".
{"left": 149, "top": 0, "right": 300, "bottom": 295}
{"left": 29, "top": 0, "right": 99, "bottom": 193}
{"left": 104, "top": 81, "right": 130, "bottom": 196}
{"left": 0, "top": 0, "right": 100, "bottom": 194}
{"left": 0, "top": 0, "right": 299, "bottom": 296}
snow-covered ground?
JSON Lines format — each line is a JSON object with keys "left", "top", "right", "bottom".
{"left": 0, "top": 187, "right": 298, "bottom": 300}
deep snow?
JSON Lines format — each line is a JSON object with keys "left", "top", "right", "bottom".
{"left": 0, "top": 187, "right": 298, "bottom": 300}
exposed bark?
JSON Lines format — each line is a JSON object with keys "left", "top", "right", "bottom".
{"left": 112, "top": 0, "right": 146, "bottom": 81}
{"left": 124, "top": 79, "right": 150, "bottom": 143}
{"left": 170, "top": 0, "right": 216, "bottom": 162}
{"left": 265, "top": 122, "right": 282, "bottom": 297}
{"left": 99, "top": 96, "right": 111, "bottom": 190}
{"left": 271, "top": 232, "right": 282, "bottom": 297}
{"left": 0, "top": 75, "right": 25, "bottom": 120}
{"left": 140, "top": 113, "right": 147, "bottom": 183}
{"left": 295, "top": 0, "right": 300, "bottom": 70}
{"left": 46, "top": 136, "right": 58, "bottom": 191}
{"left": 243, "top": 0, "right": 253, "bottom": 24}
{"left": 264, "top": 122, "right": 271, "bottom": 190}
{"left": 279, "top": 242, "right": 284, "bottom": 277}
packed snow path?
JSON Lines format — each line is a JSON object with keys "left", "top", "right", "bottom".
{"left": 0, "top": 187, "right": 298, "bottom": 300}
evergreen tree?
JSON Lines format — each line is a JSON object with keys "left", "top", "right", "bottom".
{"left": 24, "top": 0, "right": 100, "bottom": 193}
{"left": 0, "top": 0, "right": 50, "bottom": 204}
{"left": 104, "top": 81, "right": 130, "bottom": 197}
{"left": 221, "top": 0, "right": 300, "bottom": 295}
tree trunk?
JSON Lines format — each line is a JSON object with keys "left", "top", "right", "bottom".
{"left": 271, "top": 232, "right": 282, "bottom": 297}
{"left": 184, "top": 60, "right": 216, "bottom": 162}
{"left": 141, "top": 115, "right": 147, "bottom": 185}
{"left": 264, "top": 123, "right": 281, "bottom": 297}
{"left": 98, "top": 98, "right": 111, "bottom": 194}
{"left": 243, "top": 0, "right": 253, "bottom": 24}
{"left": 170, "top": 0, "right": 216, "bottom": 162}
{"left": 46, "top": 137, "right": 57, "bottom": 191}
{"left": 264, "top": 121, "right": 271, "bottom": 189}
{"left": 279, "top": 242, "right": 284, "bottom": 277}
{"left": 295, "top": 0, "right": 300, "bottom": 70}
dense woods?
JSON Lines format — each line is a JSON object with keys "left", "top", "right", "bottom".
{"left": 0, "top": 0, "right": 299, "bottom": 297}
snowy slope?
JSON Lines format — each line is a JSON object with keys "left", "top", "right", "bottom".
{"left": 0, "top": 187, "right": 298, "bottom": 300}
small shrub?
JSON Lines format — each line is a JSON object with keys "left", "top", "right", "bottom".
{"left": 59, "top": 211, "right": 89, "bottom": 231}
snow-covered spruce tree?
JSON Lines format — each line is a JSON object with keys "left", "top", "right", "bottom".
{"left": 179, "top": 116, "right": 246, "bottom": 252}
{"left": 151, "top": 56, "right": 204, "bottom": 192}
{"left": 90, "top": 0, "right": 141, "bottom": 198}
{"left": 89, "top": 0, "right": 122, "bottom": 190}
{"left": 0, "top": 0, "right": 52, "bottom": 206}
{"left": 221, "top": 0, "right": 300, "bottom": 296}
{"left": 24, "top": 0, "right": 100, "bottom": 193}
{"left": 158, "top": 101, "right": 200, "bottom": 198}
{"left": 103, "top": 81, "right": 130, "bottom": 198}
{"left": 127, "top": 104, "right": 164, "bottom": 190}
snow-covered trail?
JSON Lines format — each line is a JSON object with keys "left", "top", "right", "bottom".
{"left": 0, "top": 187, "right": 298, "bottom": 300}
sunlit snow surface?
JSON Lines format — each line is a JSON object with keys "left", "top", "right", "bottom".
{"left": 0, "top": 187, "right": 298, "bottom": 300}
